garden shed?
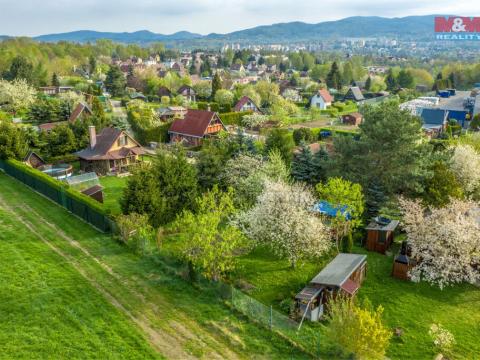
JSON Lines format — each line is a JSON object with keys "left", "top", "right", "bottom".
{"left": 392, "top": 241, "right": 416, "bottom": 280}
{"left": 295, "top": 253, "right": 367, "bottom": 322}
{"left": 365, "top": 217, "right": 399, "bottom": 254}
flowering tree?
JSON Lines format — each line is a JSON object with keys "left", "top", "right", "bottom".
{"left": 0, "top": 79, "right": 36, "bottom": 116}
{"left": 58, "top": 91, "right": 85, "bottom": 113}
{"left": 235, "top": 179, "right": 331, "bottom": 267}
{"left": 429, "top": 323, "right": 455, "bottom": 356}
{"left": 449, "top": 144, "right": 480, "bottom": 195}
{"left": 241, "top": 113, "right": 269, "bottom": 129}
{"left": 399, "top": 197, "right": 480, "bottom": 289}
{"left": 221, "top": 150, "right": 290, "bottom": 209}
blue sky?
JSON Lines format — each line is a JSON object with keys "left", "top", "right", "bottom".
{"left": 1, "top": 0, "right": 480, "bottom": 36}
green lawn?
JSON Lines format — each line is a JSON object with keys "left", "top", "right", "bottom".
{"left": 0, "top": 173, "right": 311, "bottom": 359}
{"left": 229, "top": 243, "right": 480, "bottom": 359}
{"left": 99, "top": 175, "right": 128, "bottom": 215}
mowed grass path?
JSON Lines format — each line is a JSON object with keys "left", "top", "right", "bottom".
{"left": 0, "top": 173, "right": 310, "bottom": 359}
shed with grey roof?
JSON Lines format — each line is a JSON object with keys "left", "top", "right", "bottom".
{"left": 294, "top": 253, "right": 367, "bottom": 322}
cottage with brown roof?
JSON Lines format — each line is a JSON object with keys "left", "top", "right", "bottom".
{"left": 168, "top": 109, "right": 226, "bottom": 146}
{"left": 233, "top": 96, "right": 262, "bottom": 113}
{"left": 310, "top": 89, "right": 334, "bottom": 110}
{"left": 76, "top": 126, "right": 145, "bottom": 175}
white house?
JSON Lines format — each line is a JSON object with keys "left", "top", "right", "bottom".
{"left": 310, "top": 89, "right": 334, "bottom": 110}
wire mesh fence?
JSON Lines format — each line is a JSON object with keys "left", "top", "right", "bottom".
{"left": 230, "top": 286, "right": 322, "bottom": 357}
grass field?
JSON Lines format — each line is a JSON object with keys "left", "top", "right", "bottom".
{"left": 0, "top": 173, "right": 311, "bottom": 359}
{"left": 99, "top": 176, "right": 128, "bottom": 215}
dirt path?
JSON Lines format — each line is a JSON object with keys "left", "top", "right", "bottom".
{"left": 0, "top": 192, "right": 240, "bottom": 359}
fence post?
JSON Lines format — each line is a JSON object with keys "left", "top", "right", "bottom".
{"left": 269, "top": 305, "right": 273, "bottom": 331}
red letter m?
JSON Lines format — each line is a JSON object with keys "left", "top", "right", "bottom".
{"left": 435, "top": 17, "right": 454, "bottom": 32}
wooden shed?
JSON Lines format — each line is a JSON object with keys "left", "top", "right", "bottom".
{"left": 365, "top": 217, "right": 399, "bottom": 254}
{"left": 81, "top": 185, "right": 104, "bottom": 203}
{"left": 392, "top": 241, "right": 416, "bottom": 280}
{"left": 295, "top": 253, "right": 367, "bottom": 322}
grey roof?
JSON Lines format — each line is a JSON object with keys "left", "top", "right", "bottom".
{"left": 366, "top": 219, "right": 400, "bottom": 231}
{"left": 310, "top": 253, "right": 367, "bottom": 287}
{"left": 347, "top": 87, "right": 365, "bottom": 101}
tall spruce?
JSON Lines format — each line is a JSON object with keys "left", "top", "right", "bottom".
{"left": 291, "top": 142, "right": 314, "bottom": 183}
{"left": 211, "top": 72, "right": 222, "bottom": 99}
{"left": 326, "top": 61, "right": 342, "bottom": 90}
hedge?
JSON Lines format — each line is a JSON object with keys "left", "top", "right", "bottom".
{"left": 219, "top": 111, "right": 252, "bottom": 126}
{"left": 1, "top": 159, "right": 107, "bottom": 216}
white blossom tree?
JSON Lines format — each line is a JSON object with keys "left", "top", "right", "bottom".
{"left": 242, "top": 113, "right": 269, "bottom": 129}
{"left": 449, "top": 145, "right": 480, "bottom": 195}
{"left": 399, "top": 197, "right": 480, "bottom": 289}
{"left": 235, "top": 179, "right": 331, "bottom": 267}
{"left": 0, "top": 79, "right": 37, "bottom": 116}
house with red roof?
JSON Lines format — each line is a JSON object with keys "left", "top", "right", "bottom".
{"left": 233, "top": 96, "right": 262, "bottom": 113}
{"left": 168, "top": 109, "right": 226, "bottom": 146}
{"left": 310, "top": 89, "right": 334, "bottom": 110}
{"left": 76, "top": 126, "right": 145, "bottom": 174}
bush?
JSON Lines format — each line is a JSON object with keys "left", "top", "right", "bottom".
{"left": 46, "top": 153, "right": 79, "bottom": 164}
{"left": 219, "top": 111, "right": 252, "bottom": 126}
{"left": 3, "top": 159, "right": 107, "bottom": 215}
{"left": 292, "top": 128, "right": 314, "bottom": 145}
{"left": 197, "top": 101, "right": 220, "bottom": 112}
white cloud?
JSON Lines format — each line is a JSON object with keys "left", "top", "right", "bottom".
{"left": 1, "top": 0, "right": 480, "bottom": 36}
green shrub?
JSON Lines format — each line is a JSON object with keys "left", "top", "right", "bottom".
{"left": 3, "top": 159, "right": 107, "bottom": 215}
{"left": 219, "top": 111, "right": 252, "bottom": 126}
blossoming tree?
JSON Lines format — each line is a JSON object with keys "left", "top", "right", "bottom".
{"left": 399, "top": 197, "right": 480, "bottom": 289}
{"left": 235, "top": 179, "right": 331, "bottom": 267}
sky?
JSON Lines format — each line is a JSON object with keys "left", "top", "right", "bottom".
{"left": 2, "top": 0, "right": 480, "bottom": 36}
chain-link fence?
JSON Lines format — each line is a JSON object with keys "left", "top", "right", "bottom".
{"left": 230, "top": 286, "right": 323, "bottom": 358}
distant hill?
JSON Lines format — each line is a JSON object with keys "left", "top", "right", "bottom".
{"left": 34, "top": 30, "right": 202, "bottom": 43}
{"left": 31, "top": 15, "right": 437, "bottom": 44}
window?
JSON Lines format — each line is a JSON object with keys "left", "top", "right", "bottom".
{"left": 118, "top": 135, "right": 127, "bottom": 147}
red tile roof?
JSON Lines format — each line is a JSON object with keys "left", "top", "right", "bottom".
{"left": 318, "top": 89, "right": 334, "bottom": 103}
{"left": 169, "top": 109, "right": 224, "bottom": 138}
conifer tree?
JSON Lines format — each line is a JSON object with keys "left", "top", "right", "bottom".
{"left": 51, "top": 72, "right": 60, "bottom": 87}
{"left": 291, "top": 142, "right": 314, "bottom": 183}
{"left": 211, "top": 72, "right": 222, "bottom": 99}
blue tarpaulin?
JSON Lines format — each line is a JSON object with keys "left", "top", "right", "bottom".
{"left": 312, "top": 201, "right": 352, "bottom": 220}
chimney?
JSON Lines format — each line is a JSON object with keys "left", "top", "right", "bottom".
{"left": 207, "top": 104, "right": 211, "bottom": 112}
{"left": 88, "top": 126, "right": 96, "bottom": 149}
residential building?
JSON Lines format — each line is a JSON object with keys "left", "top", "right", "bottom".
{"left": 310, "top": 89, "right": 334, "bottom": 110}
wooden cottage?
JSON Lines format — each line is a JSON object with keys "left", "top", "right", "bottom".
{"left": 295, "top": 254, "right": 367, "bottom": 322}
{"left": 365, "top": 217, "right": 400, "bottom": 254}
{"left": 76, "top": 126, "right": 145, "bottom": 175}
{"left": 233, "top": 96, "right": 262, "bottom": 113}
{"left": 168, "top": 109, "right": 226, "bottom": 146}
